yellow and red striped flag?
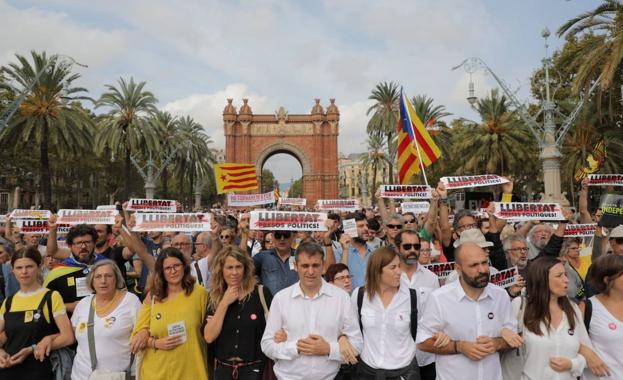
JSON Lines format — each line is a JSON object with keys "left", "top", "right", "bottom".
{"left": 214, "top": 163, "right": 258, "bottom": 194}
{"left": 397, "top": 88, "right": 442, "bottom": 184}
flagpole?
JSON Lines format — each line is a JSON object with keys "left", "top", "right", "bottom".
{"left": 404, "top": 94, "right": 430, "bottom": 187}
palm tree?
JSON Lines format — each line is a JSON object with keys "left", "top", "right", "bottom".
{"left": 360, "top": 133, "right": 388, "bottom": 196}
{"left": 557, "top": 1, "right": 623, "bottom": 96}
{"left": 95, "top": 77, "right": 160, "bottom": 200}
{"left": 411, "top": 94, "right": 453, "bottom": 160}
{"left": 0, "top": 51, "right": 94, "bottom": 208}
{"left": 367, "top": 81, "right": 400, "bottom": 183}
{"left": 174, "top": 116, "right": 214, "bottom": 205}
{"left": 453, "top": 89, "right": 537, "bottom": 175}
{"left": 150, "top": 110, "right": 179, "bottom": 198}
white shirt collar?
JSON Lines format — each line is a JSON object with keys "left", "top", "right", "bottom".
{"left": 291, "top": 279, "right": 333, "bottom": 299}
{"left": 455, "top": 280, "right": 493, "bottom": 302}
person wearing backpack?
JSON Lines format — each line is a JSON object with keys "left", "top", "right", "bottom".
{"left": 351, "top": 247, "right": 420, "bottom": 380}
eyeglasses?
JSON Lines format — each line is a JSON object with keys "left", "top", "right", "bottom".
{"left": 457, "top": 223, "right": 478, "bottom": 232}
{"left": 274, "top": 231, "right": 292, "bottom": 240}
{"left": 401, "top": 243, "right": 421, "bottom": 251}
{"left": 220, "top": 235, "right": 232, "bottom": 240}
{"left": 386, "top": 224, "right": 403, "bottom": 230}
{"left": 172, "top": 242, "right": 192, "bottom": 248}
{"left": 164, "top": 263, "right": 183, "bottom": 273}
{"left": 72, "top": 240, "right": 93, "bottom": 247}
{"left": 333, "top": 275, "right": 352, "bottom": 282}
{"left": 508, "top": 247, "right": 528, "bottom": 253}
{"left": 404, "top": 219, "right": 416, "bottom": 224}
{"left": 264, "top": 239, "right": 274, "bottom": 244}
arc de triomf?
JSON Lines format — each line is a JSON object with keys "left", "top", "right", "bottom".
{"left": 223, "top": 98, "right": 339, "bottom": 205}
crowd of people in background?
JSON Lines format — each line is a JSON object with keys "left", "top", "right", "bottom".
{"left": 0, "top": 177, "right": 621, "bottom": 380}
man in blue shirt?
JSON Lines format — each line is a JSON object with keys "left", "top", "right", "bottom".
{"left": 334, "top": 212, "right": 374, "bottom": 289}
{"left": 253, "top": 230, "right": 298, "bottom": 295}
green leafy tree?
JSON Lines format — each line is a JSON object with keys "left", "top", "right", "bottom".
{"left": 261, "top": 169, "right": 278, "bottom": 193}
{"left": 95, "top": 77, "right": 160, "bottom": 200}
{"left": 367, "top": 81, "right": 400, "bottom": 183}
{"left": 150, "top": 110, "right": 179, "bottom": 198}
{"left": 360, "top": 133, "right": 387, "bottom": 196}
{"left": 289, "top": 178, "right": 303, "bottom": 198}
{"left": 0, "top": 51, "right": 94, "bottom": 208}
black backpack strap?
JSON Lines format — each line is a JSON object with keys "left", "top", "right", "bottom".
{"left": 4, "top": 295, "right": 13, "bottom": 312}
{"left": 409, "top": 288, "right": 418, "bottom": 340}
{"left": 194, "top": 261, "right": 203, "bottom": 286}
{"left": 356, "top": 287, "right": 364, "bottom": 335}
{"left": 584, "top": 298, "right": 593, "bottom": 333}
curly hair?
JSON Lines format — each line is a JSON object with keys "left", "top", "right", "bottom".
{"left": 208, "top": 245, "right": 257, "bottom": 310}
{"left": 150, "top": 247, "right": 195, "bottom": 301}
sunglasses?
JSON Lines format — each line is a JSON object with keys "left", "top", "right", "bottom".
{"left": 220, "top": 235, "right": 232, "bottom": 240}
{"left": 274, "top": 231, "right": 292, "bottom": 240}
{"left": 386, "top": 224, "right": 403, "bottom": 230}
{"left": 404, "top": 219, "right": 416, "bottom": 224}
{"left": 401, "top": 243, "right": 421, "bottom": 251}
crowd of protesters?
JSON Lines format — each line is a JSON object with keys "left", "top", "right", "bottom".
{"left": 0, "top": 177, "right": 621, "bottom": 380}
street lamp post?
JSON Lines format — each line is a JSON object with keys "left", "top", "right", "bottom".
{"left": 453, "top": 29, "right": 600, "bottom": 205}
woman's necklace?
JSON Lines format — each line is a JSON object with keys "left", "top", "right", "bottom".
{"left": 95, "top": 291, "right": 122, "bottom": 315}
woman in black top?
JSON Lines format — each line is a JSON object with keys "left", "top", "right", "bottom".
{"left": 204, "top": 246, "right": 272, "bottom": 380}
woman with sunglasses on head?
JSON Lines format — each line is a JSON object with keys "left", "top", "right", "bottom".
{"left": 204, "top": 246, "right": 273, "bottom": 379}
{"left": 129, "top": 247, "right": 209, "bottom": 380}
{"left": 559, "top": 238, "right": 588, "bottom": 303}
{"left": 0, "top": 247, "right": 74, "bottom": 380}
{"left": 253, "top": 230, "right": 298, "bottom": 296}
{"left": 518, "top": 256, "right": 592, "bottom": 379}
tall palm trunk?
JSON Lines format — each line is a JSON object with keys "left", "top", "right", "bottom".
{"left": 387, "top": 133, "right": 394, "bottom": 183}
{"left": 188, "top": 169, "right": 194, "bottom": 206}
{"left": 162, "top": 167, "right": 169, "bottom": 198}
{"left": 40, "top": 123, "right": 52, "bottom": 209}
{"left": 179, "top": 161, "right": 186, "bottom": 205}
{"left": 124, "top": 150, "right": 131, "bottom": 200}
{"left": 372, "top": 165, "right": 378, "bottom": 199}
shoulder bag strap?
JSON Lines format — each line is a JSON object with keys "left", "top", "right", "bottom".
{"left": 409, "top": 288, "right": 418, "bottom": 340}
{"left": 258, "top": 284, "right": 269, "bottom": 319}
{"left": 87, "top": 296, "right": 97, "bottom": 371}
{"left": 194, "top": 261, "right": 204, "bottom": 286}
{"left": 356, "top": 287, "right": 364, "bottom": 335}
{"left": 584, "top": 298, "right": 593, "bottom": 333}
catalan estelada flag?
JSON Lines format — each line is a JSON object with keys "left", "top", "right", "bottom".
{"left": 214, "top": 163, "right": 258, "bottom": 194}
{"left": 397, "top": 88, "right": 442, "bottom": 184}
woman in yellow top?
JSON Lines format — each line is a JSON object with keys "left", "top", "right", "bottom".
{"left": 130, "top": 247, "right": 209, "bottom": 380}
{"left": 0, "top": 247, "right": 74, "bottom": 379}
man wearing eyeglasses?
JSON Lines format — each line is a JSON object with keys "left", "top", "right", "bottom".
{"left": 383, "top": 214, "right": 404, "bottom": 248}
{"left": 502, "top": 235, "right": 529, "bottom": 276}
{"left": 253, "top": 230, "right": 298, "bottom": 295}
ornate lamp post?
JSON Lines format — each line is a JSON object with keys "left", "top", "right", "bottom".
{"left": 453, "top": 28, "right": 600, "bottom": 205}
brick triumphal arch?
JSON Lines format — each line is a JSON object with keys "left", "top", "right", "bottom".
{"left": 223, "top": 98, "right": 339, "bottom": 205}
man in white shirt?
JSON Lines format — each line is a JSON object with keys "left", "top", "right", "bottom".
{"left": 396, "top": 229, "right": 439, "bottom": 380}
{"left": 261, "top": 241, "right": 363, "bottom": 380}
{"left": 417, "top": 242, "right": 516, "bottom": 380}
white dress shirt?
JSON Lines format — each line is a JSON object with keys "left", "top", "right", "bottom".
{"left": 401, "top": 264, "right": 440, "bottom": 290}
{"left": 190, "top": 257, "right": 210, "bottom": 288}
{"left": 417, "top": 280, "right": 516, "bottom": 380}
{"left": 515, "top": 297, "right": 589, "bottom": 380}
{"left": 351, "top": 282, "right": 416, "bottom": 370}
{"left": 261, "top": 280, "right": 363, "bottom": 380}
{"left": 583, "top": 296, "right": 623, "bottom": 380}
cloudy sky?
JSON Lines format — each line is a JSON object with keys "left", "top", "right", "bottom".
{"left": 0, "top": 0, "right": 601, "bottom": 184}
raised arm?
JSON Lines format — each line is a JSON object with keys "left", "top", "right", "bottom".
{"left": 578, "top": 179, "right": 592, "bottom": 224}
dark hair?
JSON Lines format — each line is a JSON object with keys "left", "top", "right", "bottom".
{"left": 403, "top": 212, "right": 416, "bottom": 220}
{"left": 353, "top": 212, "right": 367, "bottom": 222}
{"left": 364, "top": 247, "right": 398, "bottom": 300}
{"left": 452, "top": 209, "right": 477, "bottom": 231}
{"left": 325, "top": 263, "right": 349, "bottom": 282}
{"left": 524, "top": 256, "right": 576, "bottom": 335}
{"left": 294, "top": 241, "right": 324, "bottom": 261}
{"left": 367, "top": 218, "right": 381, "bottom": 232}
{"left": 66, "top": 224, "right": 98, "bottom": 246}
{"left": 151, "top": 247, "right": 195, "bottom": 301}
{"left": 395, "top": 229, "right": 419, "bottom": 248}
{"left": 327, "top": 213, "right": 341, "bottom": 223}
{"left": 588, "top": 255, "right": 623, "bottom": 295}
{"left": 95, "top": 224, "right": 113, "bottom": 235}
{"left": 11, "top": 246, "right": 43, "bottom": 267}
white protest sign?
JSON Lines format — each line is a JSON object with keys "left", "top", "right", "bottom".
{"left": 57, "top": 210, "right": 118, "bottom": 225}
{"left": 379, "top": 185, "right": 432, "bottom": 199}
{"left": 250, "top": 211, "right": 327, "bottom": 231}
{"left": 440, "top": 175, "right": 509, "bottom": 190}
{"left": 132, "top": 213, "right": 212, "bottom": 232}
{"left": 13, "top": 219, "right": 48, "bottom": 234}
{"left": 423, "top": 262, "right": 455, "bottom": 280}
{"left": 278, "top": 197, "right": 307, "bottom": 207}
{"left": 227, "top": 191, "right": 275, "bottom": 207}
{"left": 0, "top": 215, "right": 5, "bottom": 224}
{"left": 342, "top": 218, "right": 358, "bottom": 237}
{"left": 564, "top": 223, "right": 598, "bottom": 238}
{"left": 317, "top": 199, "right": 360, "bottom": 212}
{"left": 490, "top": 266, "right": 519, "bottom": 288}
{"left": 127, "top": 198, "right": 177, "bottom": 212}
{"left": 96, "top": 205, "right": 118, "bottom": 211}
{"left": 401, "top": 202, "right": 430, "bottom": 214}
{"left": 493, "top": 202, "right": 564, "bottom": 221}
{"left": 56, "top": 224, "right": 72, "bottom": 234}
{"left": 585, "top": 174, "right": 623, "bottom": 186}
{"left": 167, "top": 321, "right": 187, "bottom": 344}
{"left": 9, "top": 209, "right": 51, "bottom": 220}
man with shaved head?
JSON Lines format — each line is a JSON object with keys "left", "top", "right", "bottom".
{"left": 417, "top": 243, "right": 517, "bottom": 380}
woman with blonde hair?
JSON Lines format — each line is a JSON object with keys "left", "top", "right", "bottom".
{"left": 130, "top": 247, "right": 209, "bottom": 380}
{"left": 204, "top": 245, "right": 273, "bottom": 380}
